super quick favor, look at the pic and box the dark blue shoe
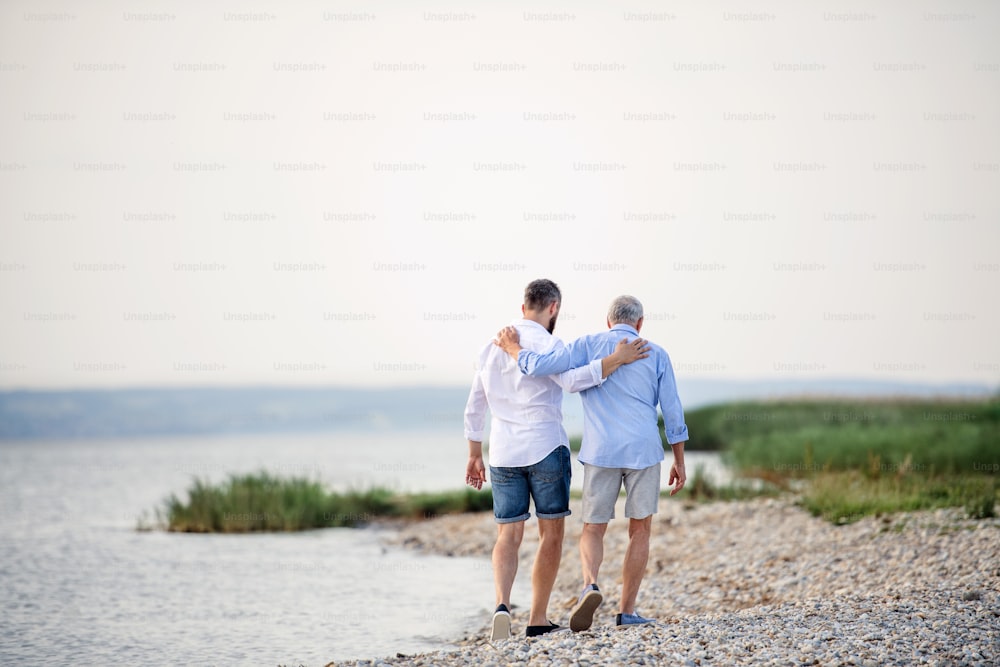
[616,611,654,626]
[569,584,603,632]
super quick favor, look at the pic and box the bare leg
[579,522,608,586]
[493,521,525,607]
[528,517,564,626]
[620,516,652,615]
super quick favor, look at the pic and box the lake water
[0,431,724,665]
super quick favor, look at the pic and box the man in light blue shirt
[495,295,688,631]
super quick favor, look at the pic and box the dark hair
[524,279,561,311]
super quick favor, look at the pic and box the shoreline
[339,497,999,666]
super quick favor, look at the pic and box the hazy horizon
[2,379,995,442]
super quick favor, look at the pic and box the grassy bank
[706,399,999,475]
[156,472,492,533]
[687,398,999,522]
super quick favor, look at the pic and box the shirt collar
[609,323,639,336]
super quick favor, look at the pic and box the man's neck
[522,311,548,328]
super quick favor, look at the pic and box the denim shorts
[489,446,572,524]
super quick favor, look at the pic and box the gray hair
[608,295,643,325]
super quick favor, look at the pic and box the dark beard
[546,315,557,334]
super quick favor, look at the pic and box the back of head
[608,295,643,326]
[524,278,561,312]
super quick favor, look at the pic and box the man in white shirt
[464,279,648,640]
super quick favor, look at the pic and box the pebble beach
[336,498,999,666]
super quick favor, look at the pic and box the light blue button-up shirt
[516,323,688,469]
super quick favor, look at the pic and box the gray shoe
[569,584,603,632]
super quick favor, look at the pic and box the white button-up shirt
[464,319,605,468]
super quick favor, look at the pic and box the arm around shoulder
[600,336,650,378]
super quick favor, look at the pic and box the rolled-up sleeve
[550,358,605,394]
[658,353,689,444]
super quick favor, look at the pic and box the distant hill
[0,380,995,440]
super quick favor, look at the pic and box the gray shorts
[581,462,661,524]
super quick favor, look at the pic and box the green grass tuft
[157,472,493,533]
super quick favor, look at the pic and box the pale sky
[1,1,998,390]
